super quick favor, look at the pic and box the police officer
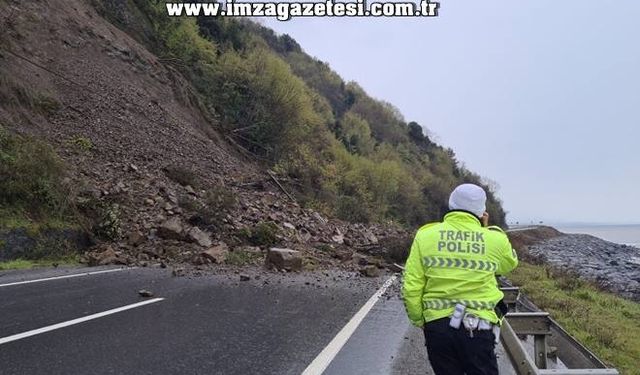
[402,183,518,375]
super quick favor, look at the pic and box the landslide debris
[0,0,428,274]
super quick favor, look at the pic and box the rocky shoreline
[524,231,640,302]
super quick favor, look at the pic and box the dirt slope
[0,0,408,271]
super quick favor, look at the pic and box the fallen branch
[267,171,296,202]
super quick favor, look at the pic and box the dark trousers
[424,318,498,375]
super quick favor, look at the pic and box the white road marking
[0,268,134,288]
[0,298,165,345]
[301,276,398,375]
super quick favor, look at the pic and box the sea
[553,224,640,249]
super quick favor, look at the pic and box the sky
[261,1,640,225]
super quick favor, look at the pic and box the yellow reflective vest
[402,211,518,327]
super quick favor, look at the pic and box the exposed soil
[0,0,410,274]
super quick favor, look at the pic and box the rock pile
[527,234,640,301]
[78,173,411,277]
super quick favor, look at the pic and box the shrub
[225,249,262,266]
[34,95,61,115]
[337,112,374,155]
[24,237,77,261]
[211,49,325,159]
[122,1,509,228]
[205,186,236,215]
[239,222,280,247]
[555,272,585,292]
[93,203,122,241]
[336,196,372,223]
[68,136,94,152]
[0,76,60,115]
[0,127,73,219]
[183,186,236,227]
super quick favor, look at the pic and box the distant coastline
[508,226,640,302]
[553,223,640,248]
[510,223,640,248]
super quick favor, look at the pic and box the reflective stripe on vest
[423,256,498,272]
[423,299,497,311]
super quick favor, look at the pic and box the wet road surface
[0,266,406,374]
[0,266,516,374]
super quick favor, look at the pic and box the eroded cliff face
[0,0,410,271]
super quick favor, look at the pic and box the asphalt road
[0,266,426,374]
[0,266,518,374]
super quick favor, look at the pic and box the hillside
[0,0,505,267]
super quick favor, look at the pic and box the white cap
[448,184,487,218]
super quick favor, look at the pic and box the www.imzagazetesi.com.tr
[166,0,440,20]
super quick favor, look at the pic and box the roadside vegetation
[0,256,80,271]
[95,0,508,227]
[0,126,76,230]
[509,262,640,374]
[0,76,61,116]
[0,126,88,265]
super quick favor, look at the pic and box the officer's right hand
[481,212,490,227]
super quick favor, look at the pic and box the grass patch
[225,250,263,266]
[0,76,60,115]
[67,136,94,152]
[0,127,75,221]
[237,221,280,247]
[0,127,91,261]
[0,256,80,270]
[508,262,640,374]
[0,208,77,234]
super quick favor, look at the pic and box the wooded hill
[96,1,506,226]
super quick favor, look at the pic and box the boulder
[167,194,179,205]
[138,289,154,298]
[352,253,369,266]
[86,245,119,266]
[388,263,405,273]
[361,265,381,278]
[334,251,353,262]
[266,248,303,272]
[297,229,312,243]
[363,230,379,245]
[187,227,213,247]
[172,267,185,277]
[127,230,145,247]
[312,212,327,225]
[201,243,229,264]
[331,228,345,244]
[157,217,184,240]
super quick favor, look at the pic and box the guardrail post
[505,312,552,372]
[501,287,520,312]
[534,334,548,369]
[500,319,538,375]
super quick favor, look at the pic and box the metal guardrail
[498,288,619,375]
[501,286,520,311]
